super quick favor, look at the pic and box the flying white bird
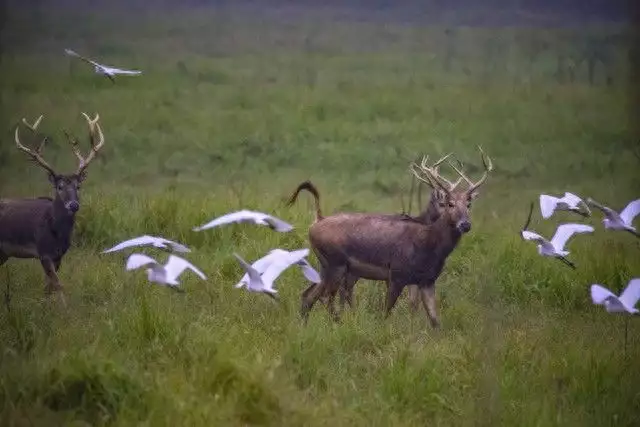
[586,198,640,238]
[193,210,293,233]
[234,248,320,289]
[521,218,594,268]
[591,278,640,314]
[539,192,591,219]
[233,249,313,300]
[102,235,191,254]
[65,48,142,83]
[125,253,206,291]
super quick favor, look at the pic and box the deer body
[0,113,105,294]
[291,147,492,327]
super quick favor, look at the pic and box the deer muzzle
[65,200,80,213]
[456,219,471,233]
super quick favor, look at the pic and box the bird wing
[550,223,594,251]
[297,259,321,283]
[259,254,302,290]
[103,66,142,75]
[586,198,618,218]
[262,215,294,232]
[65,48,102,68]
[521,230,548,245]
[164,255,207,282]
[539,195,559,219]
[125,253,158,271]
[618,278,640,309]
[234,251,281,288]
[102,235,157,253]
[193,210,261,231]
[233,253,264,289]
[619,199,640,225]
[562,192,583,208]
[163,238,191,253]
[590,284,616,305]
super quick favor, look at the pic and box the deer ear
[468,191,480,200]
[47,172,57,185]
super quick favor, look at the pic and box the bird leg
[557,256,576,270]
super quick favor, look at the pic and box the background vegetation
[1,2,639,426]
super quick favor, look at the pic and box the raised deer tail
[286,180,323,222]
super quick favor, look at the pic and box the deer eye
[57,182,64,190]
[448,202,455,208]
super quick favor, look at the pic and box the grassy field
[1,3,639,426]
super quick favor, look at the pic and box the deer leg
[340,273,359,311]
[384,281,404,318]
[40,257,63,294]
[419,285,440,329]
[407,284,421,312]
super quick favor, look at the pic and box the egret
[65,49,142,83]
[233,249,313,300]
[521,220,594,269]
[539,192,590,219]
[234,248,320,289]
[586,197,640,238]
[591,278,640,314]
[102,235,191,254]
[193,209,293,233]
[125,253,206,291]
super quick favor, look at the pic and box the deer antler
[73,112,105,176]
[447,146,493,194]
[15,115,57,176]
[410,153,458,194]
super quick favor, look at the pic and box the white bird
[234,248,320,289]
[521,223,594,269]
[193,209,293,233]
[539,192,590,219]
[586,197,640,238]
[591,278,640,314]
[125,253,206,291]
[102,235,190,254]
[65,48,142,83]
[233,249,313,300]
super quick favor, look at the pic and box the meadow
[1,3,639,426]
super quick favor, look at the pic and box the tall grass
[1,3,639,426]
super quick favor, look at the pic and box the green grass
[1,3,639,426]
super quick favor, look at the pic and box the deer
[290,153,469,313]
[0,112,105,299]
[287,147,492,327]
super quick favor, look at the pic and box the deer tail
[286,180,323,222]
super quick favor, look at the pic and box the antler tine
[412,156,451,194]
[76,112,105,175]
[64,130,86,163]
[14,117,56,176]
[21,115,43,132]
[468,145,493,193]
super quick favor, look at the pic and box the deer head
[15,112,105,214]
[411,146,492,234]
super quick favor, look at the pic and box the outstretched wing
[521,230,547,245]
[620,199,640,225]
[103,66,142,75]
[125,253,158,271]
[164,255,207,282]
[234,251,281,288]
[163,238,191,253]
[102,235,157,253]
[590,284,616,305]
[562,192,583,208]
[193,210,262,231]
[550,223,594,251]
[233,253,264,289]
[586,198,618,218]
[539,195,559,219]
[619,278,640,309]
[259,254,302,290]
[65,48,101,68]
[262,215,294,232]
[297,259,321,283]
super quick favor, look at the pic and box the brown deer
[0,112,105,297]
[290,154,467,313]
[288,147,492,327]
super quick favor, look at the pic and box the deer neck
[428,215,463,257]
[50,195,77,239]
